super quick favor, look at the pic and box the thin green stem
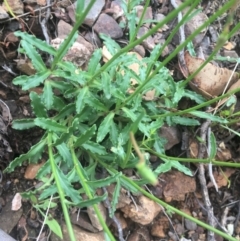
[145,147,240,168]
[129,0,151,43]
[47,133,76,241]
[70,146,116,241]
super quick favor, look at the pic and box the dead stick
[198,119,216,241]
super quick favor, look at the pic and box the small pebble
[185,219,197,231]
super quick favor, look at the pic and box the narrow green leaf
[39,185,58,200]
[75,125,96,146]
[109,121,118,146]
[41,82,53,110]
[54,103,75,121]
[56,165,81,203]
[97,112,115,142]
[86,173,121,189]
[110,179,121,218]
[171,116,200,126]
[52,134,73,165]
[183,90,206,104]
[34,118,67,132]
[130,111,145,133]
[20,40,46,72]
[14,31,56,55]
[30,92,47,118]
[12,119,35,130]
[171,161,192,176]
[209,132,217,160]
[75,193,107,208]
[154,162,172,175]
[76,87,88,113]
[101,72,111,99]
[4,138,47,172]
[13,70,51,90]
[190,111,228,123]
[45,217,63,239]
[122,107,136,121]
[119,176,139,194]
[48,80,72,92]
[82,141,107,155]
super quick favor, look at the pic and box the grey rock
[0,6,9,20]
[0,200,23,234]
[93,13,123,39]
[158,124,181,150]
[57,20,94,52]
[0,229,16,241]
[185,219,197,231]
[222,50,239,59]
[67,0,105,26]
[133,45,146,57]
[85,31,102,47]
[137,26,155,50]
[87,203,106,231]
[135,6,153,27]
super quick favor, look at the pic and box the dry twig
[198,120,217,241]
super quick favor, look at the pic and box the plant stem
[47,133,76,241]
[70,146,116,241]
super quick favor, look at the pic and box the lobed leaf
[85,94,108,112]
[74,125,96,146]
[42,81,54,110]
[82,141,107,155]
[97,112,115,142]
[101,72,111,99]
[56,165,81,203]
[20,40,47,72]
[4,138,47,172]
[30,92,47,118]
[76,87,88,113]
[13,70,51,90]
[34,118,68,132]
[87,49,102,74]
[14,31,57,55]
[12,119,36,130]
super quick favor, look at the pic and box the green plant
[4,0,240,241]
